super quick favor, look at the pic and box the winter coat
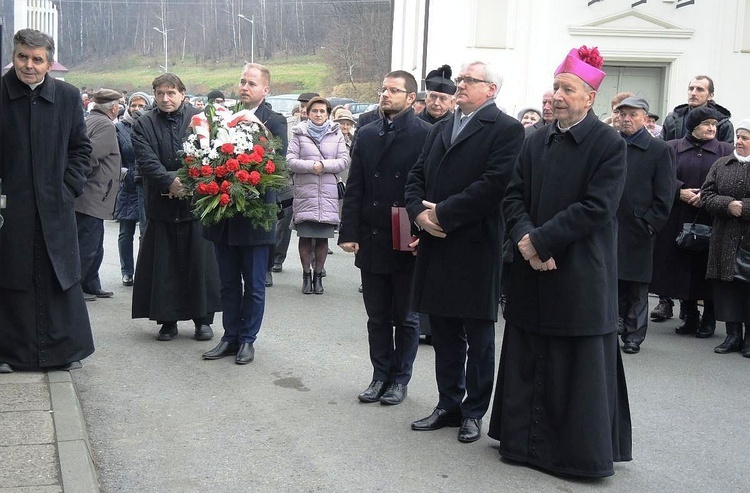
[132,103,201,223]
[616,129,676,283]
[339,109,432,273]
[203,101,288,245]
[650,136,734,299]
[287,121,350,225]
[503,110,627,336]
[0,70,92,291]
[114,116,143,221]
[405,102,525,321]
[660,101,734,143]
[75,109,121,220]
[701,154,750,281]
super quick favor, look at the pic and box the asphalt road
[74,220,750,492]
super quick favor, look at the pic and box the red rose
[221,180,231,194]
[236,170,251,183]
[249,170,261,186]
[200,165,213,177]
[226,159,240,172]
[265,161,276,174]
[253,144,265,158]
[220,143,235,154]
[185,155,196,164]
[215,165,228,178]
[237,153,252,165]
[207,181,220,195]
[197,183,209,195]
[219,193,231,206]
[188,167,201,178]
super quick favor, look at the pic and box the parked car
[327,97,355,108]
[266,94,302,117]
[344,102,374,122]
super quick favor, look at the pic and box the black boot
[302,272,313,294]
[651,297,674,321]
[675,301,699,334]
[742,324,750,358]
[696,300,716,338]
[714,322,743,354]
[313,271,324,295]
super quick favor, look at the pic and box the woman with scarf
[701,119,750,356]
[287,97,350,294]
[650,107,734,337]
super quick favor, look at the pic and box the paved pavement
[3,220,750,492]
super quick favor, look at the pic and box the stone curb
[47,370,99,493]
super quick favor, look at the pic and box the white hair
[461,61,504,99]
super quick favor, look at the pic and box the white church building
[392,0,750,124]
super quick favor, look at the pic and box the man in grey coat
[76,89,122,300]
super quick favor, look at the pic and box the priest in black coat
[417,64,456,125]
[613,97,675,354]
[405,61,524,443]
[489,47,632,477]
[0,29,94,372]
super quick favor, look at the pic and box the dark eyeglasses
[454,76,492,85]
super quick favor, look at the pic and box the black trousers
[618,280,649,345]
[361,269,419,385]
[429,315,495,419]
[76,212,104,293]
[270,207,293,269]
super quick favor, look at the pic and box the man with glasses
[405,61,524,443]
[417,64,457,125]
[339,70,432,406]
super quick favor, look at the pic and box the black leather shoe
[696,314,716,338]
[156,322,178,341]
[202,341,239,360]
[313,272,324,294]
[122,274,134,286]
[271,262,283,273]
[86,288,114,298]
[83,293,97,302]
[358,380,387,403]
[235,343,255,364]
[55,361,83,371]
[302,272,313,294]
[411,408,462,431]
[194,324,214,341]
[458,417,482,443]
[0,363,13,373]
[265,272,273,287]
[380,383,407,405]
[622,341,640,354]
[650,298,673,321]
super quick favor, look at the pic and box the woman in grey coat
[702,119,750,356]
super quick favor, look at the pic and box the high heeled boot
[742,324,750,358]
[675,300,699,334]
[302,272,313,294]
[714,322,743,354]
[696,300,716,338]
[312,271,324,294]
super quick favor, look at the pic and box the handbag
[336,176,346,199]
[733,245,750,283]
[675,211,711,251]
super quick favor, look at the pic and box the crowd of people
[3,27,750,481]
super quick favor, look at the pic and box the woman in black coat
[701,120,750,356]
[650,107,734,336]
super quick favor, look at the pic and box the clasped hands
[680,188,702,207]
[415,200,446,238]
[518,234,557,272]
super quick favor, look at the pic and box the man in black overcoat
[201,63,288,365]
[0,29,94,372]
[614,97,675,354]
[405,61,524,443]
[417,65,456,125]
[488,46,632,478]
[131,73,221,342]
[339,70,432,405]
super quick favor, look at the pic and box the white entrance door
[596,65,666,122]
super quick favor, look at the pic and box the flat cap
[298,92,320,103]
[615,96,649,112]
[92,88,122,104]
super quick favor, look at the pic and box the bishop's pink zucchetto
[554,45,606,91]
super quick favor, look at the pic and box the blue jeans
[214,244,270,344]
[118,220,142,276]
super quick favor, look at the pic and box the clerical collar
[556,114,587,133]
[26,76,46,91]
